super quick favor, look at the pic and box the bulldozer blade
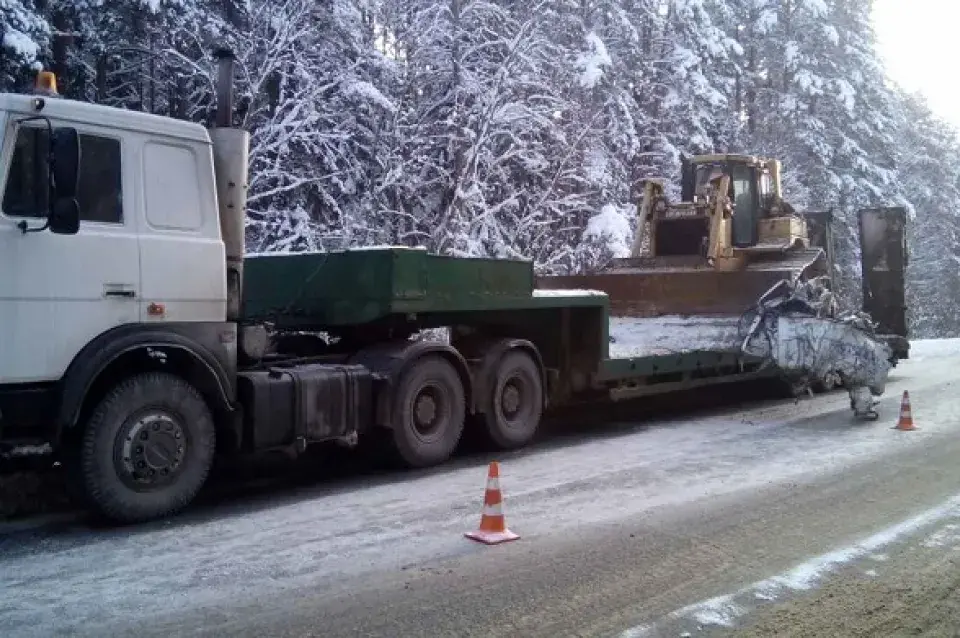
[538,248,828,318]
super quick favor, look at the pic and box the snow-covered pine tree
[893,90,960,337]
[0,0,49,90]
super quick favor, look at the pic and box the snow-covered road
[2,340,960,637]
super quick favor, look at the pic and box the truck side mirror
[48,127,81,235]
[49,197,80,235]
[50,127,80,200]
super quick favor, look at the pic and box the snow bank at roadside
[908,338,960,361]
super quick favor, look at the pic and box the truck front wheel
[77,372,216,523]
[482,349,544,449]
[391,355,466,468]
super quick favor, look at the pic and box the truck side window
[2,126,123,224]
[2,127,49,217]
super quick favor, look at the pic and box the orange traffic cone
[894,391,917,431]
[465,461,520,545]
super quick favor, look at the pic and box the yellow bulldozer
[540,153,832,317]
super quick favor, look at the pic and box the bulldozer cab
[687,155,780,247]
[640,154,808,265]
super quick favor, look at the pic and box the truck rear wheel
[482,350,544,449]
[391,355,466,468]
[77,372,216,523]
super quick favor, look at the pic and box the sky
[873,0,960,129]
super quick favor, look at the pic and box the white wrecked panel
[735,278,895,418]
[764,316,893,393]
[609,316,744,358]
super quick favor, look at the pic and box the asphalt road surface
[3,340,960,637]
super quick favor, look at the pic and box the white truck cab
[0,65,249,522]
[0,82,228,386]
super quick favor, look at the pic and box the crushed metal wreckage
[740,277,894,420]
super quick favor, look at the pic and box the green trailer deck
[242,247,608,325]
[242,247,769,396]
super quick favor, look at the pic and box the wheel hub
[119,413,186,487]
[414,393,438,431]
[501,383,521,416]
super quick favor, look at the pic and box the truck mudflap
[740,279,894,420]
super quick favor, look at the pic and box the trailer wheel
[391,355,466,467]
[483,350,544,450]
[779,375,812,399]
[77,372,215,523]
[813,371,841,393]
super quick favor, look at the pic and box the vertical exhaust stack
[767,159,783,199]
[209,47,250,322]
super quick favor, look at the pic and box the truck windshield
[2,125,50,217]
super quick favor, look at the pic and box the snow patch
[922,523,960,549]
[608,316,743,358]
[412,327,450,343]
[343,79,396,112]
[1,444,52,459]
[577,32,612,89]
[584,204,632,258]
[624,493,960,636]
[908,338,960,362]
[584,147,611,185]
[2,29,41,60]
[349,245,429,252]
[245,245,428,258]
[532,289,606,298]
[687,596,744,628]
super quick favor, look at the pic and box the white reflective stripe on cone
[482,503,504,517]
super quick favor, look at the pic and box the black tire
[482,349,544,449]
[812,371,840,393]
[391,355,466,468]
[77,372,216,524]
[780,375,811,399]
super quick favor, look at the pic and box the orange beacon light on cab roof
[34,71,59,97]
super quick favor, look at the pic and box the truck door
[858,207,909,358]
[0,121,140,385]
[137,139,227,324]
